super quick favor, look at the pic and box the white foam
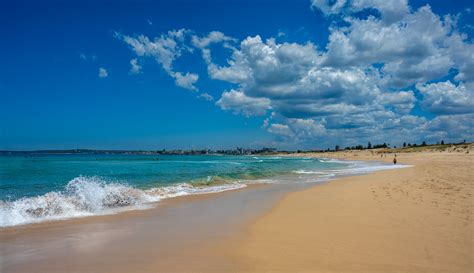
[0,161,411,228]
[318,158,357,164]
[331,163,412,175]
[292,163,412,181]
[0,176,246,227]
[161,160,242,165]
[292,170,325,174]
[261,156,282,160]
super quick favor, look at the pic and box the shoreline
[0,183,262,234]
[229,149,473,272]
[1,148,472,272]
[0,156,400,229]
[1,179,313,273]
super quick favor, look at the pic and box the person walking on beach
[393,156,397,165]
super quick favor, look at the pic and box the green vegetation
[286,140,472,154]
[390,142,472,153]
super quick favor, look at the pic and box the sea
[0,154,404,227]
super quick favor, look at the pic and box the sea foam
[0,159,410,228]
[0,176,245,227]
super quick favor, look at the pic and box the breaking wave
[293,170,325,174]
[0,159,411,228]
[0,176,246,227]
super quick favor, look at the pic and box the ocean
[0,154,401,227]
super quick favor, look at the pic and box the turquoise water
[0,154,400,227]
[0,154,343,200]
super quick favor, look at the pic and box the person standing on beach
[393,157,397,165]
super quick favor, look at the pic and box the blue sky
[1,0,473,150]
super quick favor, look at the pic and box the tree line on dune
[330,139,467,152]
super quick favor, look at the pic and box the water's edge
[0,157,410,228]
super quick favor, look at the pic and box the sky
[1,0,473,150]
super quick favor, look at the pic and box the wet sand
[1,183,309,273]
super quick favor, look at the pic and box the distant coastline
[0,147,278,156]
[1,141,471,156]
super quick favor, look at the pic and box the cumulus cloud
[311,0,347,15]
[172,72,199,91]
[191,31,235,49]
[351,0,409,23]
[422,114,474,142]
[378,91,416,114]
[208,34,416,132]
[315,3,474,90]
[197,93,214,101]
[311,0,409,23]
[280,119,327,141]
[216,90,271,117]
[118,29,200,91]
[118,0,473,147]
[416,81,474,115]
[207,1,472,146]
[129,58,142,74]
[119,29,188,72]
[268,123,294,138]
[98,67,108,78]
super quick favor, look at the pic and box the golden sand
[230,148,473,272]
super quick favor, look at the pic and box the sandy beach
[1,146,473,273]
[231,147,473,272]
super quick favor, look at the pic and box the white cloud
[172,72,199,91]
[423,114,474,142]
[118,0,474,148]
[450,36,474,83]
[315,4,474,90]
[351,0,409,23]
[197,93,214,101]
[191,32,242,81]
[209,36,405,122]
[312,0,409,23]
[120,29,187,73]
[216,90,271,117]
[311,0,347,15]
[98,67,108,78]
[191,31,235,49]
[119,29,200,91]
[267,123,294,138]
[289,118,326,138]
[416,81,474,115]
[203,18,472,146]
[378,91,416,114]
[208,35,321,92]
[129,58,142,74]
